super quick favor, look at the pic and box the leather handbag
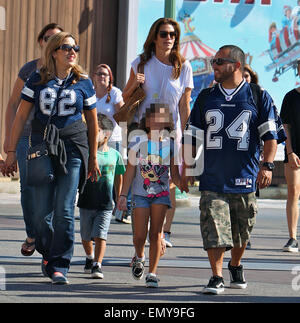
[26,141,55,186]
[114,64,145,126]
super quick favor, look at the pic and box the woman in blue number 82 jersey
[4,32,99,284]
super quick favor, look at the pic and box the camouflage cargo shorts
[199,191,257,251]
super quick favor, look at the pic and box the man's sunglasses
[210,58,237,66]
[159,31,177,39]
[55,44,80,53]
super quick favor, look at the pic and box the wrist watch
[262,162,275,171]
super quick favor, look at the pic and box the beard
[214,68,234,83]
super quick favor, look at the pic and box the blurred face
[94,67,110,89]
[212,48,237,83]
[154,23,176,52]
[244,70,251,83]
[53,36,78,70]
[146,106,172,132]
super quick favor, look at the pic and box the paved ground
[0,186,300,305]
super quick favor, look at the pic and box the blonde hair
[39,32,87,84]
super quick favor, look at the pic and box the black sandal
[21,239,35,256]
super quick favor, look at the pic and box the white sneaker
[146,273,159,288]
[163,232,173,248]
[283,238,299,252]
[202,276,225,295]
[131,257,145,280]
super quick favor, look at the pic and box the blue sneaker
[51,272,69,285]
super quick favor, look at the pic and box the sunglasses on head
[159,31,176,39]
[55,44,80,53]
[210,58,237,66]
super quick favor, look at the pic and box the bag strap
[249,83,263,118]
[137,63,144,89]
[29,74,71,146]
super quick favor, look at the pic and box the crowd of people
[0,17,298,295]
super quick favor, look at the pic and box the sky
[137,0,300,111]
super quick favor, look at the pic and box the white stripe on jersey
[22,86,34,98]
[84,94,97,106]
[258,120,277,137]
[218,79,246,101]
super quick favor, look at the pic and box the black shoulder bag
[26,81,66,186]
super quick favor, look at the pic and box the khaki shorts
[199,191,257,251]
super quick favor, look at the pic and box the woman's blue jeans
[16,136,36,239]
[34,148,82,277]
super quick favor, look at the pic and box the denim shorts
[79,208,113,241]
[132,194,172,209]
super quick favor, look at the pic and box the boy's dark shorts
[199,191,257,251]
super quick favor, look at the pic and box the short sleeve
[182,88,207,145]
[111,87,123,105]
[258,90,286,144]
[21,72,40,103]
[82,78,97,110]
[115,151,126,175]
[131,56,141,75]
[18,60,38,82]
[280,91,292,124]
[182,60,194,90]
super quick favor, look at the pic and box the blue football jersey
[21,71,96,128]
[189,80,285,193]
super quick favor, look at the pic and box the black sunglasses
[55,44,80,53]
[210,58,237,66]
[159,31,177,39]
[43,35,51,42]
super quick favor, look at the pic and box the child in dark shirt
[77,114,126,279]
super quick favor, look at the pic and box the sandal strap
[23,239,35,247]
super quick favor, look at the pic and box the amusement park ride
[180,15,216,102]
[265,11,300,82]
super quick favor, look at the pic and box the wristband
[120,194,127,198]
[7,151,16,153]
[287,151,294,156]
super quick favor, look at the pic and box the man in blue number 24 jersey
[181,45,286,295]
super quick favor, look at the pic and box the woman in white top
[93,64,124,152]
[123,18,194,248]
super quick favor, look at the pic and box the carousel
[180,16,216,105]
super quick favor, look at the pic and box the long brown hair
[138,18,185,80]
[39,32,87,84]
[93,64,114,103]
